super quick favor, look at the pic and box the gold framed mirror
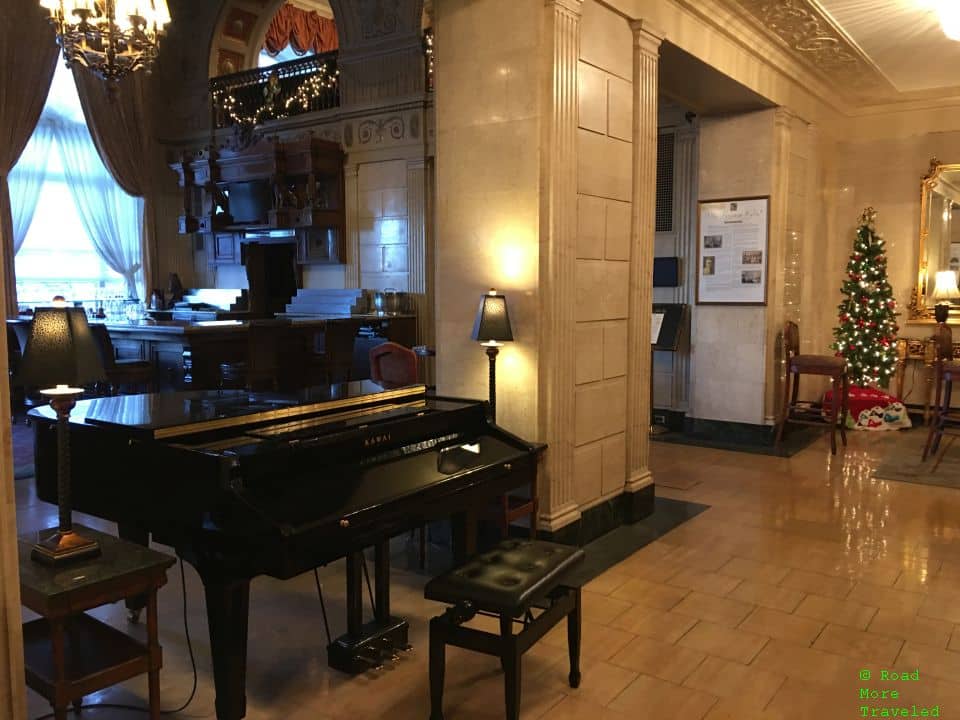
[911,158,960,321]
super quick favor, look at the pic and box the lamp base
[936,303,951,323]
[31,528,101,566]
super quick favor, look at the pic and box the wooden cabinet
[170,134,346,266]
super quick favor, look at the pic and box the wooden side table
[19,524,176,720]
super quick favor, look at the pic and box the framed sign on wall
[696,196,770,305]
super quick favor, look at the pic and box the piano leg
[203,577,250,720]
[118,523,149,623]
[374,541,390,622]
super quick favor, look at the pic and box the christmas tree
[832,207,899,388]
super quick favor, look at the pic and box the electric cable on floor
[32,559,198,719]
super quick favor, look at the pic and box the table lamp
[932,270,960,323]
[471,289,513,422]
[19,305,106,565]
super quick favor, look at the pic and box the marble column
[537,0,582,533]
[672,126,697,410]
[764,108,793,423]
[0,230,25,720]
[406,158,434,356]
[624,21,663,500]
[344,164,360,288]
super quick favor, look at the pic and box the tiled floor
[17,428,960,719]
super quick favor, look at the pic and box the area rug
[873,428,960,488]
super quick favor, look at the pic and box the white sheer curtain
[7,119,55,255]
[53,117,144,299]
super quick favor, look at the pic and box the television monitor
[653,256,680,287]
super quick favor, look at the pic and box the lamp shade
[471,289,513,343]
[18,307,106,389]
[933,270,960,302]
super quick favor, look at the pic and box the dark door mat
[651,425,823,457]
[873,428,960,487]
[562,496,709,587]
[391,496,709,584]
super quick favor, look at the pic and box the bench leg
[568,588,581,688]
[501,615,521,720]
[429,618,445,720]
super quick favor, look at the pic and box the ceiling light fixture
[39,0,171,83]
[933,1,960,41]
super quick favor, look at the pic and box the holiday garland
[831,207,899,388]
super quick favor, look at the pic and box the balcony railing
[210,51,340,130]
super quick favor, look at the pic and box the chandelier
[39,0,171,83]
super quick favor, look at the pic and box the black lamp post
[19,305,106,565]
[471,289,513,423]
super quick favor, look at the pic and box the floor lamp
[19,305,106,565]
[471,289,513,423]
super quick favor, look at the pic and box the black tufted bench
[424,539,584,720]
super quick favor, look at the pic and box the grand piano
[30,382,544,720]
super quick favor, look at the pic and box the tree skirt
[823,386,912,431]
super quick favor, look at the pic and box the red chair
[369,342,418,388]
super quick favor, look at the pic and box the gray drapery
[72,68,156,300]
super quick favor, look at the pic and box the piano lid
[45,381,426,440]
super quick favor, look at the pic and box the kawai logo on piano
[363,432,392,448]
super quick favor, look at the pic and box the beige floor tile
[718,557,790,585]
[583,570,631,596]
[684,655,785,710]
[608,673,717,719]
[538,696,632,720]
[677,620,768,664]
[661,545,734,572]
[728,580,804,613]
[794,593,878,630]
[609,577,690,609]
[703,698,779,720]
[779,568,854,600]
[666,567,742,596]
[751,640,864,685]
[847,581,925,614]
[811,623,904,665]
[538,659,637,707]
[919,591,960,624]
[610,607,697,643]
[608,635,707,683]
[581,591,633,626]
[868,608,952,648]
[672,591,755,628]
[764,677,862,720]
[898,641,960,682]
[738,606,825,646]
[542,620,635,662]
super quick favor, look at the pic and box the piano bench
[424,539,584,720]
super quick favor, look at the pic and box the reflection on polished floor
[18,429,960,719]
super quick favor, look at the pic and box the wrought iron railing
[210,51,340,130]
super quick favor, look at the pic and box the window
[258,45,315,67]
[11,57,141,309]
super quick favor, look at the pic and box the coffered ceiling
[729,0,960,104]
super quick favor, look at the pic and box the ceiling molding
[729,0,896,97]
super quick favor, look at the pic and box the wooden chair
[774,321,849,455]
[369,341,418,389]
[89,325,154,394]
[922,324,960,464]
[311,319,362,385]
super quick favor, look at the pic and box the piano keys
[30,382,543,720]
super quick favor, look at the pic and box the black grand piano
[31,382,543,720]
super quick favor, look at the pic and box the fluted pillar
[344,164,360,288]
[624,21,663,496]
[406,158,435,364]
[672,126,697,410]
[537,0,582,532]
